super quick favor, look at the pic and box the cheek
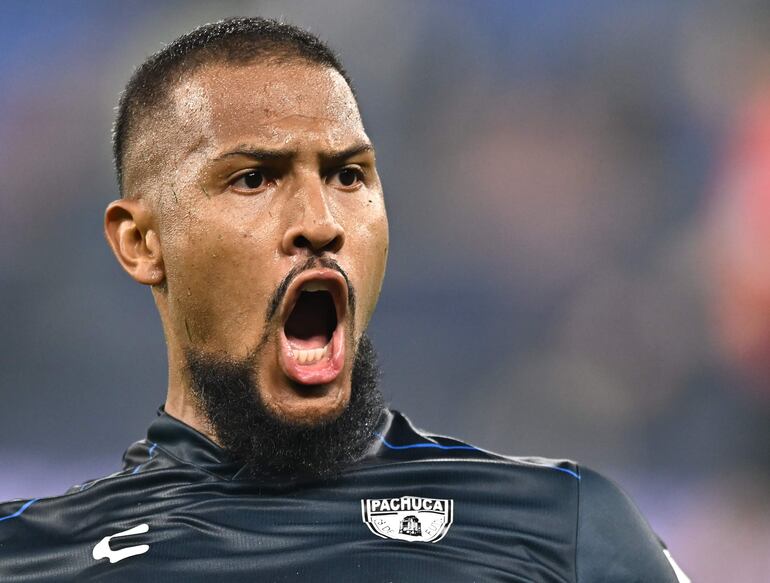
[346,208,389,328]
[161,210,279,353]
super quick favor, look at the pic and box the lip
[278,269,348,385]
[278,269,348,328]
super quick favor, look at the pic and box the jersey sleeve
[575,466,690,583]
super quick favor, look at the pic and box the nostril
[326,234,343,253]
[287,225,344,254]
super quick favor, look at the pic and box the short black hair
[113,17,352,196]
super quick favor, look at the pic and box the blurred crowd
[2,2,769,580]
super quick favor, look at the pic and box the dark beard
[185,333,384,480]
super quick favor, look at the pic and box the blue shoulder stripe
[551,466,580,480]
[131,441,158,475]
[0,498,39,523]
[375,432,478,451]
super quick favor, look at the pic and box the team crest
[361,496,454,543]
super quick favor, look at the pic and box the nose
[281,179,345,256]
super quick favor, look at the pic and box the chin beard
[185,333,384,480]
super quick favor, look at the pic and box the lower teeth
[295,344,329,365]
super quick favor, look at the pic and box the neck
[155,291,219,443]
[163,341,219,443]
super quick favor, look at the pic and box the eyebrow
[212,142,375,164]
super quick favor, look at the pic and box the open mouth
[285,283,337,362]
[278,270,347,385]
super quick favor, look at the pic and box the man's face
[148,60,388,426]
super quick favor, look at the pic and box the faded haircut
[113,17,352,196]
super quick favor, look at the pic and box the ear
[104,198,165,286]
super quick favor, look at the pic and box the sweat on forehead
[114,17,354,198]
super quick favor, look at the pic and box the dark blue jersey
[0,409,687,582]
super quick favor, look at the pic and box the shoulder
[374,411,580,480]
[0,438,207,546]
[0,440,220,582]
[378,413,688,582]
[575,466,687,582]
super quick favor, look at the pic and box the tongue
[284,292,334,350]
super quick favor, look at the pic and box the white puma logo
[92,523,150,564]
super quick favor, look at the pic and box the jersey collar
[144,406,398,480]
[145,407,243,478]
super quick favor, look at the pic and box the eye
[231,169,267,192]
[330,167,364,189]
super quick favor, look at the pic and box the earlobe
[104,199,165,286]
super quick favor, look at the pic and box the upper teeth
[301,281,328,292]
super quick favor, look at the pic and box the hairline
[119,54,355,200]
[114,18,355,198]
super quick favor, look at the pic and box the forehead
[171,60,366,152]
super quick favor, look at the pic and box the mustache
[265,257,356,324]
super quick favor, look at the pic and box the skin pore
[104,59,389,448]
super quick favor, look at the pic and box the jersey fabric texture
[0,409,683,582]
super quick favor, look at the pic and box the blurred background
[2,0,770,579]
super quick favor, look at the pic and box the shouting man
[0,18,688,582]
